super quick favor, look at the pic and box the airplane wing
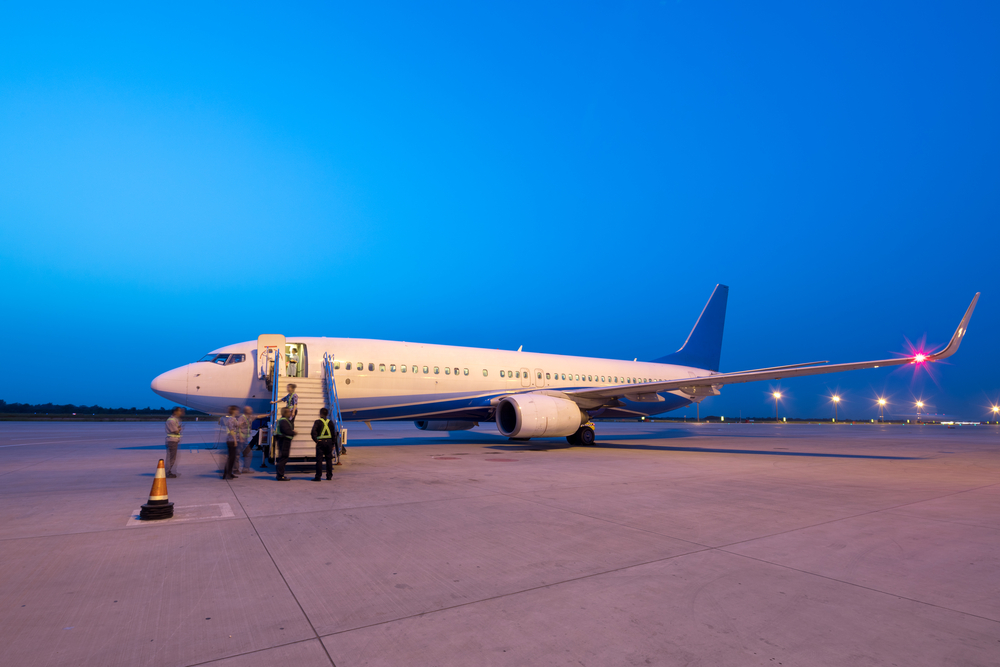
[564,293,979,403]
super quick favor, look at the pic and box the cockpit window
[198,354,230,364]
[226,354,245,365]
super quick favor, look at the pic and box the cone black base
[139,501,174,520]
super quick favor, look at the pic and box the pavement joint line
[714,479,1000,551]
[717,548,1000,626]
[318,545,716,639]
[224,477,338,667]
[182,636,321,667]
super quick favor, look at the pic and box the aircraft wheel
[566,431,581,445]
[579,425,596,446]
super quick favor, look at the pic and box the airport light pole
[832,394,840,422]
[878,397,887,423]
[991,404,999,424]
[916,400,924,424]
[773,391,781,422]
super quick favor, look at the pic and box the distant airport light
[916,401,924,408]
[773,392,781,399]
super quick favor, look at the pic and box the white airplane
[150,286,979,445]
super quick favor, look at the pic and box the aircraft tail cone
[139,459,174,520]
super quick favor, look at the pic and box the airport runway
[2,420,999,666]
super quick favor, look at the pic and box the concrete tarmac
[2,420,999,666]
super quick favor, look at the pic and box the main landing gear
[567,422,596,446]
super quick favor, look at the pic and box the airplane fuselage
[151,337,700,421]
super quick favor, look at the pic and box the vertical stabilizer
[653,285,728,372]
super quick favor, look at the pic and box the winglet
[929,293,979,361]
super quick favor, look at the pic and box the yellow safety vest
[319,419,332,440]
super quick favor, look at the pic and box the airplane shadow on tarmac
[118,434,917,461]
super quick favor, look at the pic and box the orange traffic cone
[139,459,174,520]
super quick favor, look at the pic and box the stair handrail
[268,353,280,458]
[322,352,344,436]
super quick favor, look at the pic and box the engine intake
[414,420,477,431]
[496,393,586,438]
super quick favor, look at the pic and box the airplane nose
[151,367,188,401]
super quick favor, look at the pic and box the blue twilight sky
[1,1,998,419]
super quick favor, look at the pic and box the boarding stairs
[272,375,326,458]
[268,354,346,459]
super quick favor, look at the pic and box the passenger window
[508,370,513,378]
[613,376,617,382]
[379,364,386,372]
[333,361,340,369]
[545,373,550,379]
[356,362,362,371]
[445,367,451,375]
[562,374,566,380]
[401,365,407,373]
[515,371,520,378]
[482,369,488,376]
[346,362,352,371]
[434,366,440,374]
[536,371,541,379]
[390,364,396,372]
[413,365,418,373]
[587,375,592,382]
[455,367,460,375]
[463,368,469,376]
[423,366,429,374]
[368,363,374,371]
[500,370,505,378]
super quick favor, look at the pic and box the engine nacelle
[414,420,478,431]
[496,393,587,438]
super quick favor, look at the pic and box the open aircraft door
[257,334,286,388]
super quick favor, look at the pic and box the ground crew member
[164,406,185,478]
[237,406,255,473]
[272,383,298,426]
[311,408,337,481]
[274,407,296,481]
[219,405,240,480]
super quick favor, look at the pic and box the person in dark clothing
[219,405,240,480]
[273,407,296,481]
[311,408,337,481]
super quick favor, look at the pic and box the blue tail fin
[653,285,728,372]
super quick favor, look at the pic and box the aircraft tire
[579,425,596,446]
[566,431,581,445]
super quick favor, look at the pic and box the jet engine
[495,393,587,438]
[414,420,478,431]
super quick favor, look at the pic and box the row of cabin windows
[330,360,659,384]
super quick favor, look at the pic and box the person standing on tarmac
[273,407,296,481]
[165,406,185,478]
[219,405,240,480]
[311,408,337,481]
[272,384,298,426]
[237,406,255,473]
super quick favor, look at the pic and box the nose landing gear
[567,422,596,446]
